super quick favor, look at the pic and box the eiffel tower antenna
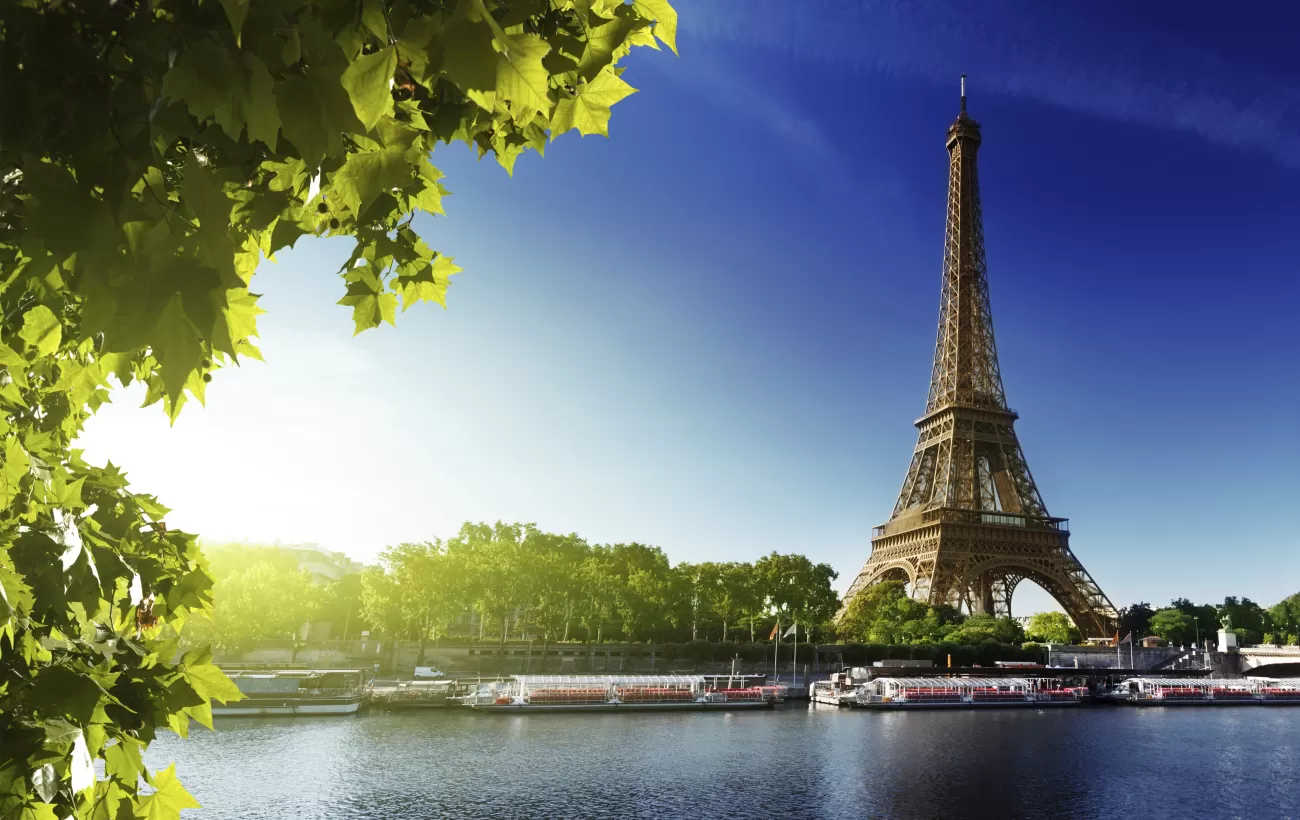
[839,90,1118,637]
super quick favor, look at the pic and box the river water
[147,705,1300,819]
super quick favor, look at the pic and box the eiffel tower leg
[990,573,1022,619]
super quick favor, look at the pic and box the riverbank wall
[213,639,1044,676]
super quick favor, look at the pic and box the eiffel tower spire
[840,83,1118,637]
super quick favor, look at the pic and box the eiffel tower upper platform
[840,78,1118,638]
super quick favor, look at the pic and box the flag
[768,622,779,640]
[783,623,797,639]
[1119,632,1133,645]
[1111,631,1120,647]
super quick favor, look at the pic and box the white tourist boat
[1105,677,1300,705]
[214,669,367,717]
[462,674,777,712]
[811,667,871,706]
[853,676,1083,709]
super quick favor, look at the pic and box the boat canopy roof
[873,677,1054,689]
[1119,677,1269,688]
[514,675,704,686]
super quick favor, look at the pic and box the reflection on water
[147,706,1300,819]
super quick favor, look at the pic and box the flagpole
[773,619,780,681]
[792,621,798,690]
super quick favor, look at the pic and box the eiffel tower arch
[840,79,1118,638]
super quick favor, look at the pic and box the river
[147,705,1300,819]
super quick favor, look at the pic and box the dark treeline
[1118,594,1300,647]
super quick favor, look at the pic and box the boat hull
[470,700,773,713]
[861,700,1080,710]
[213,697,363,717]
[1117,698,1300,707]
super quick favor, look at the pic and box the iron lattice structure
[841,85,1119,638]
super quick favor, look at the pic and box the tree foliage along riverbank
[1117,596,1298,647]
[355,523,842,657]
[192,534,1300,662]
[0,1,678,817]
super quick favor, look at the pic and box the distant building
[271,543,365,583]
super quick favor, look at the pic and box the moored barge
[853,676,1082,709]
[463,675,777,712]
[214,669,366,717]
[1106,678,1300,706]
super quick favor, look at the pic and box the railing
[874,509,1069,538]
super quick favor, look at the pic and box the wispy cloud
[644,46,843,174]
[683,0,1300,169]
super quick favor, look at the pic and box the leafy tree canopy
[0,0,676,816]
[1148,608,1193,645]
[1024,611,1078,645]
[942,614,1025,646]
[837,581,959,645]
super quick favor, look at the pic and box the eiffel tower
[841,78,1118,637]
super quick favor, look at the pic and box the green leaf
[180,648,244,704]
[441,18,498,111]
[552,68,637,138]
[396,254,460,310]
[409,159,447,214]
[1,437,30,508]
[634,0,679,54]
[41,718,81,747]
[361,0,389,41]
[242,54,281,148]
[341,46,397,131]
[495,34,552,122]
[104,740,144,785]
[337,285,398,335]
[152,296,204,418]
[163,41,279,145]
[217,0,250,45]
[17,802,59,820]
[162,41,242,140]
[26,667,103,725]
[577,16,640,80]
[19,306,61,357]
[329,145,410,216]
[275,79,328,168]
[136,765,200,820]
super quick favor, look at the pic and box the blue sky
[79,0,1300,615]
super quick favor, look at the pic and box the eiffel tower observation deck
[841,78,1119,638]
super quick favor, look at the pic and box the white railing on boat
[462,674,778,706]
[1111,677,1300,702]
[855,676,1081,706]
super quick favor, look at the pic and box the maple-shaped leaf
[496,34,552,123]
[342,46,397,131]
[552,68,637,138]
[137,765,200,820]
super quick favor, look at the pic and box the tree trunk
[540,636,548,673]
[499,616,508,675]
[563,600,571,642]
[723,620,728,643]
